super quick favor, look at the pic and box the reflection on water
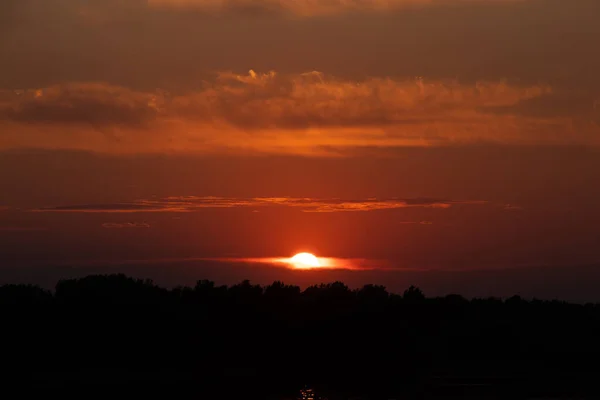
[299,387,315,400]
[297,386,327,400]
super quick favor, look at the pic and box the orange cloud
[1,71,597,155]
[33,196,485,213]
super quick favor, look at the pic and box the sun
[290,252,321,269]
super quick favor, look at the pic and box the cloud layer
[1,72,551,129]
[101,222,151,229]
[2,71,597,154]
[2,84,158,127]
[147,0,519,16]
[34,196,487,213]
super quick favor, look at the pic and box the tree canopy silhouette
[2,273,600,397]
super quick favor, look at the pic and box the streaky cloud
[101,222,151,229]
[147,0,523,16]
[32,196,488,213]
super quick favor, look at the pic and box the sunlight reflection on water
[296,386,327,400]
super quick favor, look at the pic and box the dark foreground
[2,274,600,398]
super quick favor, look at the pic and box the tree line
[2,274,600,397]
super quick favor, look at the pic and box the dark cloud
[0,84,161,127]
[36,203,171,213]
[148,0,493,16]
[33,196,487,213]
[101,222,151,229]
[482,92,600,120]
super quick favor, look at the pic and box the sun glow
[290,252,321,269]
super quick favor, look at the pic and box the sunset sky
[1,0,600,300]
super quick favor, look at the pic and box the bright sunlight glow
[290,252,321,269]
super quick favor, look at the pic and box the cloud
[0,83,162,127]
[3,71,593,155]
[37,203,169,213]
[482,92,600,121]
[101,222,151,229]
[147,0,520,16]
[33,196,486,213]
[1,73,549,130]
[172,71,551,130]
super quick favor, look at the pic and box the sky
[1,0,600,300]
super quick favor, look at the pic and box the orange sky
[1,0,600,298]
[1,1,599,154]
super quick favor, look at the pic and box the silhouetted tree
[264,281,300,302]
[356,284,389,306]
[0,284,51,305]
[228,279,263,306]
[2,273,600,398]
[403,285,425,303]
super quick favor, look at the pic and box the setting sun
[290,253,321,269]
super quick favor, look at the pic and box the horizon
[3,270,595,303]
[4,260,600,303]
